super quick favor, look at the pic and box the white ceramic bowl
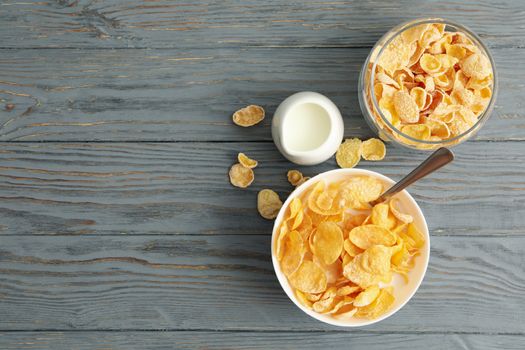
[271,168,430,327]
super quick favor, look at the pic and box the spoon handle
[371,147,454,206]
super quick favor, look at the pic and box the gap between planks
[0,139,519,144]
[0,233,524,238]
[0,329,524,336]
[0,45,374,50]
[0,44,522,50]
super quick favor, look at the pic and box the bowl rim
[271,168,430,327]
[362,17,498,146]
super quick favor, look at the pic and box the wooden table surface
[0,1,524,349]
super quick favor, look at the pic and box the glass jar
[358,18,497,150]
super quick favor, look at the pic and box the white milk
[271,91,344,165]
[282,103,331,152]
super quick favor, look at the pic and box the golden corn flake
[316,191,336,212]
[307,182,342,216]
[344,238,364,257]
[360,138,386,161]
[424,118,451,139]
[354,288,395,319]
[329,297,355,315]
[257,189,283,220]
[377,35,412,75]
[304,292,322,302]
[275,225,288,261]
[232,105,265,127]
[401,124,431,141]
[287,170,305,187]
[410,87,428,110]
[229,163,254,188]
[337,285,360,296]
[343,250,386,288]
[321,286,338,300]
[360,245,393,275]
[340,176,384,209]
[344,213,369,232]
[237,152,258,169]
[391,239,411,268]
[295,290,313,308]
[460,53,491,80]
[394,90,420,123]
[289,260,327,294]
[366,22,493,148]
[291,209,304,230]
[281,230,305,276]
[407,222,425,249]
[420,53,442,74]
[376,72,400,88]
[276,175,426,320]
[288,197,302,220]
[332,302,358,317]
[389,198,413,223]
[312,295,336,313]
[447,44,468,60]
[311,222,344,265]
[296,213,313,241]
[371,203,397,230]
[341,253,352,267]
[349,225,396,250]
[336,138,362,168]
[353,285,380,307]
[401,23,429,44]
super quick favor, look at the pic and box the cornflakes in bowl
[271,168,429,327]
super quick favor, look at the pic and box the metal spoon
[370,147,454,206]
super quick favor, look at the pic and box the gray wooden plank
[0,47,520,142]
[0,0,523,49]
[0,141,523,236]
[0,234,524,332]
[0,331,523,350]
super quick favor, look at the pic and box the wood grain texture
[0,332,523,350]
[0,0,524,346]
[0,47,521,141]
[0,141,523,236]
[0,234,524,332]
[0,0,523,49]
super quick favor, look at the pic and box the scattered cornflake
[229,163,254,188]
[360,138,386,161]
[257,189,283,220]
[232,105,265,127]
[336,138,362,168]
[238,153,258,169]
[287,170,309,187]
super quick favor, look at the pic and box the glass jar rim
[367,17,498,145]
